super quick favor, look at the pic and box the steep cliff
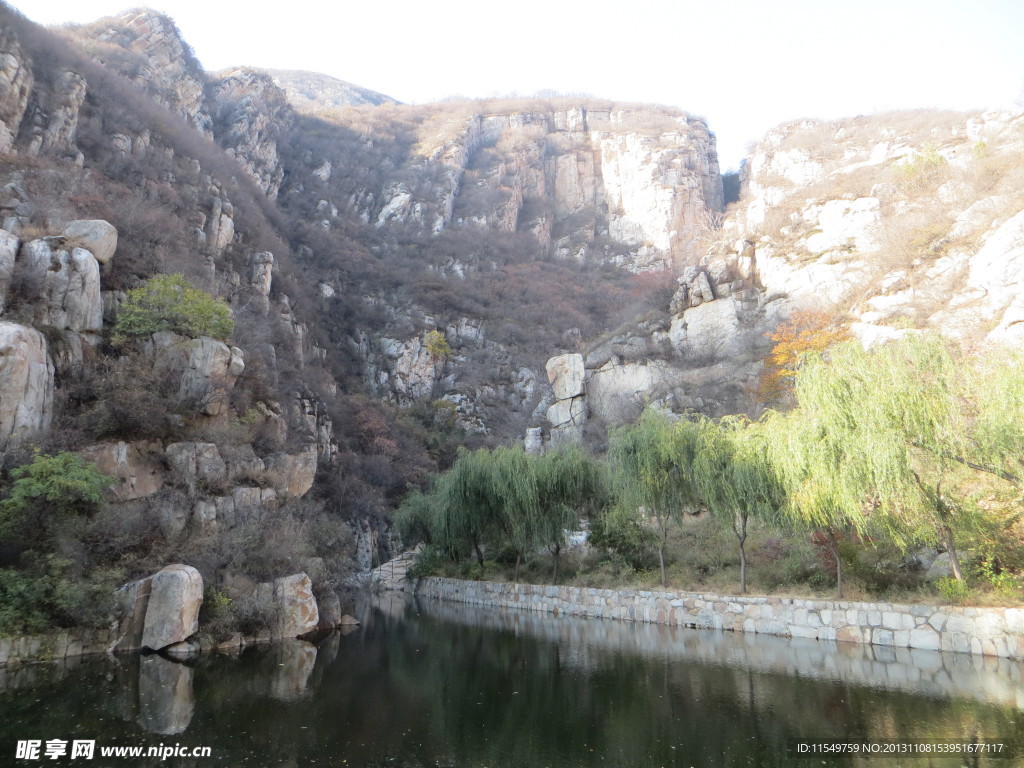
[537,107,1024,446]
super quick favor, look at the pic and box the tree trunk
[939,523,964,581]
[658,544,667,588]
[552,543,561,585]
[474,542,485,568]
[738,537,748,595]
[514,553,522,583]
[736,514,748,594]
[829,529,843,599]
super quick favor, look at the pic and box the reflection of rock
[268,639,317,701]
[138,655,194,735]
[141,564,203,651]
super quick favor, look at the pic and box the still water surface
[1,594,1022,767]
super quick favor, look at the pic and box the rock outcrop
[254,573,319,639]
[139,564,204,652]
[149,333,245,417]
[0,24,31,153]
[80,440,165,501]
[0,321,54,447]
[18,238,103,335]
[210,68,292,198]
[70,10,212,134]
[62,219,117,265]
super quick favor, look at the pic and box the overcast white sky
[12,0,1024,169]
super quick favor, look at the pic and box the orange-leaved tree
[753,310,850,409]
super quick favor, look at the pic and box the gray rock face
[112,575,153,652]
[165,441,227,496]
[150,333,244,416]
[0,321,54,447]
[24,69,87,158]
[0,26,32,153]
[546,353,585,399]
[79,440,165,501]
[141,564,203,651]
[17,239,103,334]
[76,10,212,134]
[0,227,17,313]
[254,573,319,639]
[265,446,318,499]
[210,69,292,198]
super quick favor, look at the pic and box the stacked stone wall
[415,578,1024,661]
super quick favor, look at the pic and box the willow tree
[530,445,609,583]
[430,447,506,568]
[610,410,699,587]
[487,446,541,582]
[692,416,783,594]
[774,334,1024,586]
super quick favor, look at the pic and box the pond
[1,593,1021,767]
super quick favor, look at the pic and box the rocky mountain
[1,0,1022,609]
[541,108,1024,443]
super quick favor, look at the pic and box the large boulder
[112,575,153,652]
[265,446,318,498]
[141,564,203,651]
[0,321,54,447]
[255,573,319,639]
[62,219,118,265]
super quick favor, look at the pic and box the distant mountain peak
[261,69,397,112]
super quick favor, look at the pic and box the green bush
[0,452,113,549]
[936,576,972,604]
[0,567,50,635]
[114,274,234,341]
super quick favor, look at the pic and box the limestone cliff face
[0,24,32,154]
[359,105,725,272]
[726,109,1024,346]
[534,108,1024,446]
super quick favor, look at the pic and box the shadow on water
[0,594,1021,767]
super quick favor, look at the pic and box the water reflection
[138,655,194,734]
[0,596,1020,767]
[402,593,1024,709]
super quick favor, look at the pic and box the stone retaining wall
[0,627,119,669]
[415,578,1024,661]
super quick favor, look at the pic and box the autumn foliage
[753,310,850,408]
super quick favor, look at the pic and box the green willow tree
[610,410,699,587]
[530,445,609,583]
[692,416,783,594]
[396,444,608,582]
[770,334,1024,586]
